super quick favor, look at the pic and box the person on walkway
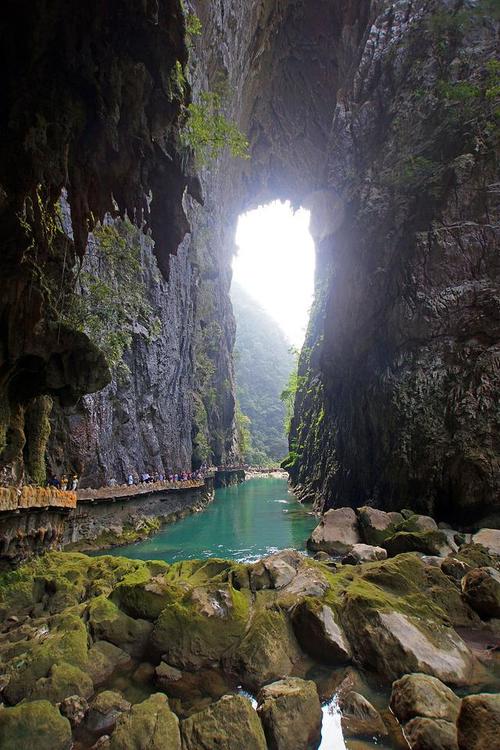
[60,475,68,491]
[127,473,134,486]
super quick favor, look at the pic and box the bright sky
[232,200,315,347]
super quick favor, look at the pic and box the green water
[106,477,318,563]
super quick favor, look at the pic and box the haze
[233,200,315,348]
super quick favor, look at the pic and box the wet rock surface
[0,549,497,749]
[456,693,500,750]
[257,677,322,750]
[390,674,461,724]
[181,694,266,750]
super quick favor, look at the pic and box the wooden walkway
[0,486,77,513]
[77,478,209,504]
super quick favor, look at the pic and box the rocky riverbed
[0,524,499,749]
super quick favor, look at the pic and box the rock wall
[288,1,500,525]
[0,0,193,486]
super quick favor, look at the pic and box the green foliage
[232,284,296,464]
[170,60,187,100]
[64,220,161,370]
[186,12,202,37]
[436,57,500,144]
[398,156,441,187]
[280,348,305,436]
[181,91,249,166]
[235,404,252,458]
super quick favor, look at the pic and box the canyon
[0,1,499,749]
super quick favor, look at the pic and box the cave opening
[232,200,315,349]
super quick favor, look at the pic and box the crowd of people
[45,463,244,494]
[119,469,206,487]
[46,474,79,491]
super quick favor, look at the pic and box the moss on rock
[87,594,152,658]
[181,694,267,750]
[109,693,181,750]
[151,583,250,669]
[0,699,72,750]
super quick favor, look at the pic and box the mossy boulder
[0,699,72,750]
[455,543,500,570]
[109,693,181,750]
[181,694,267,750]
[383,530,451,557]
[471,529,500,557]
[28,661,93,703]
[85,690,131,736]
[257,677,322,750]
[327,554,477,685]
[461,567,500,619]
[151,584,250,670]
[234,605,304,690]
[390,673,461,723]
[88,595,152,658]
[111,562,179,621]
[84,640,133,686]
[3,612,89,703]
[357,507,404,546]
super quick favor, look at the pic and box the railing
[77,477,209,503]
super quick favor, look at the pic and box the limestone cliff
[287,1,500,525]
[0,0,193,485]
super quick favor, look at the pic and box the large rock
[85,640,133,685]
[85,690,131,736]
[109,694,181,750]
[151,583,250,670]
[88,595,152,658]
[400,515,438,533]
[27,660,94,703]
[307,508,361,555]
[383,530,452,557]
[471,529,500,557]
[457,693,500,750]
[257,677,322,750]
[338,556,477,684]
[0,699,72,750]
[390,673,460,723]
[342,543,387,564]
[339,690,387,738]
[404,717,458,750]
[234,607,304,689]
[181,694,267,750]
[357,507,403,546]
[356,610,474,685]
[291,599,351,664]
[461,567,500,618]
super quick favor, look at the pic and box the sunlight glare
[232,201,315,347]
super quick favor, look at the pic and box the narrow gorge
[0,1,499,749]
